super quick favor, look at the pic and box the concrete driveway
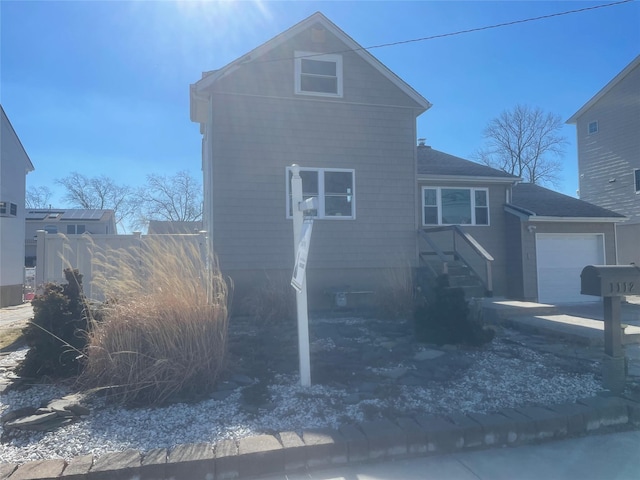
[0,302,33,330]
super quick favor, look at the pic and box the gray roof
[417,146,518,179]
[26,209,114,222]
[510,183,626,218]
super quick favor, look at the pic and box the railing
[418,226,494,296]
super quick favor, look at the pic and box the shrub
[80,236,229,406]
[241,271,296,326]
[17,268,89,378]
[414,274,494,347]
[376,266,415,319]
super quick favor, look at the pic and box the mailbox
[580,265,640,297]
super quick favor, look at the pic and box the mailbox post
[581,265,640,393]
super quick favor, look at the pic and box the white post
[291,164,312,386]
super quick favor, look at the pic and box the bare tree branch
[475,104,567,186]
[133,171,203,229]
[56,172,135,230]
[25,186,53,209]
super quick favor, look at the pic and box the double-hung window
[294,51,343,97]
[287,167,355,219]
[422,187,489,226]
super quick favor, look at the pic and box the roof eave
[418,174,519,184]
[190,12,432,111]
[566,54,640,124]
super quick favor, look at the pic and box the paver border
[3,394,639,480]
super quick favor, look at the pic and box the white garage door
[536,233,605,304]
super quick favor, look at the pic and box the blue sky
[2,0,638,205]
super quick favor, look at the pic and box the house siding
[504,213,525,299]
[202,24,425,307]
[416,181,511,297]
[576,61,640,223]
[1,108,31,307]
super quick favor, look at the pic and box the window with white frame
[287,167,354,219]
[422,187,489,226]
[635,169,640,193]
[294,51,343,97]
[66,224,86,234]
[0,201,17,217]
[588,121,598,134]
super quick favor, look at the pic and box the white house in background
[25,208,117,267]
[567,55,640,266]
[1,105,34,307]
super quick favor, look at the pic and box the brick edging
[2,395,639,480]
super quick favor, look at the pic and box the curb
[2,395,639,480]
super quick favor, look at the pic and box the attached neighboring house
[190,12,625,308]
[567,55,640,266]
[0,105,34,307]
[25,209,117,267]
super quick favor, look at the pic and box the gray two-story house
[191,12,431,308]
[567,55,640,266]
[191,12,625,309]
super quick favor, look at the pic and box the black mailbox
[581,265,640,297]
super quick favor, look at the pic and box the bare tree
[26,186,53,209]
[56,172,135,229]
[474,104,567,186]
[134,171,203,227]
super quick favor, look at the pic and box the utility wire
[247,0,634,64]
[349,0,634,54]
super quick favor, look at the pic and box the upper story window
[44,225,58,234]
[588,121,599,135]
[422,187,489,226]
[0,201,17,217]
[294,51,343,97]
[66,224,86,234]
[286,167,355,219]
[634,169,640,193]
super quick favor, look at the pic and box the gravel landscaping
[0,315,604,465]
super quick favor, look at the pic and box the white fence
[34,230,208,300]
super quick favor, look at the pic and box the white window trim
[634,168,640,194]
[286,167,355,220]
[294,51,343,98]
[422,186,490,226]
[588,120,598,135]
[0,201,17,217]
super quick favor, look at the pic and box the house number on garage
[609,282,635,294]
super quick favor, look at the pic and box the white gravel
[0,334,602,465]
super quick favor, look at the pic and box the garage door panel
[536,234,604,304]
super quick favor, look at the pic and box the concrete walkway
[254,429,640,480]
[482,298,640,346]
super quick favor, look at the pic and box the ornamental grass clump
[80,235,229,406]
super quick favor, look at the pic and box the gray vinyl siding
[416,182,511,297]
[504,213,525,300]
[209,84,419,277]
[617,223,640,265]
[213,26,422,109]
[576,62,640,223]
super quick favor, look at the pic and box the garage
[536,233,605,304]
